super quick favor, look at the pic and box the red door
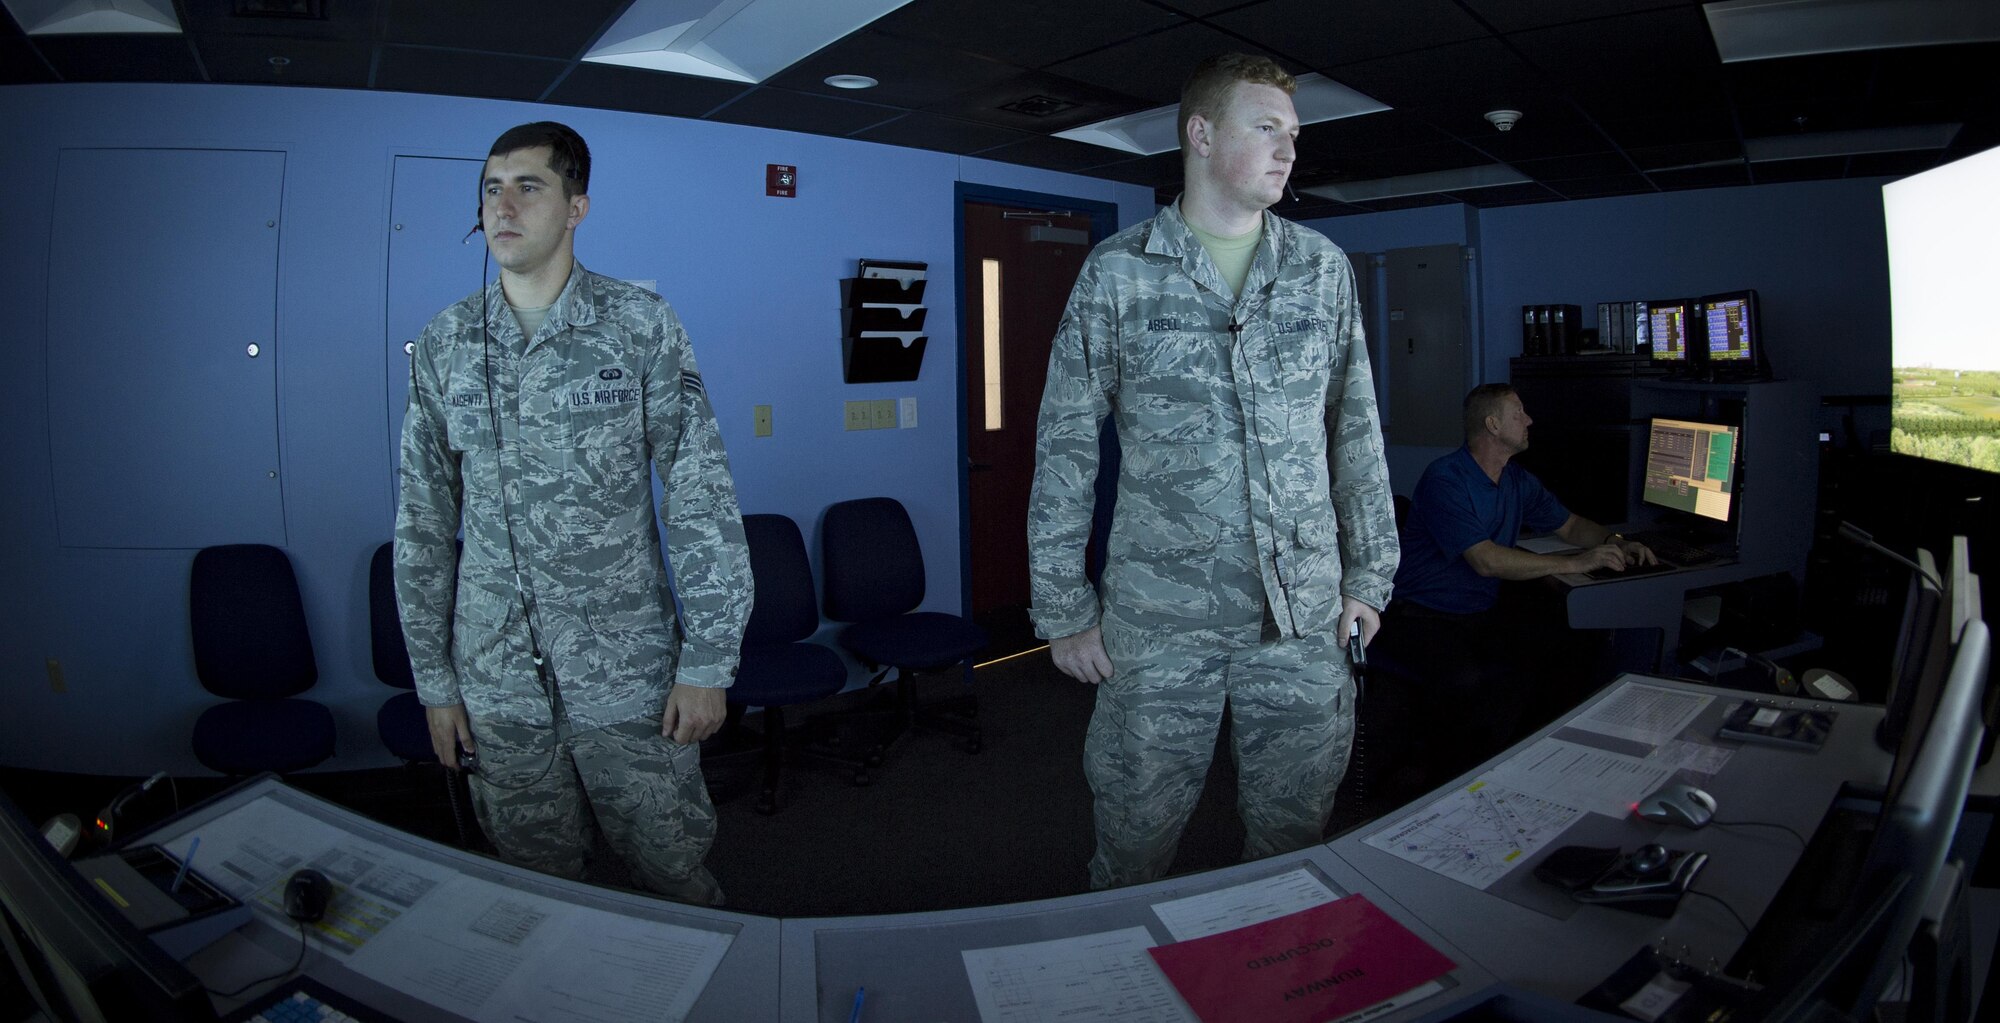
[962,202,1094,618]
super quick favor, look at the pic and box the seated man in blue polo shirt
[1378,383,1653,784]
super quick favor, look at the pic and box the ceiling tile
[374,46,565,101]
[197,37,372,88]
[870,0,1184,70]
[1545,173,1656,199]
[34,35,205,83]
[707,86,903,136]
[1647,163,1752,190]
[543,63,751,119]
[763,28,1021,108]
[383,0,627,59]
[1509,4,1727,119]
[1,20,55,84]
[1461,0,1697,35]
[1329,37,1547,114]
[849,111,1033,154]
[180,0,380,42]
[1212,0,1490,68]
[1046,21,1276,106]
[972,134,1143,174]
[921,68,1152,134]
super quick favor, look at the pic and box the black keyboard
[1629,531,1721,566]
[223,976,393,1023]
[1584,559,1679,581]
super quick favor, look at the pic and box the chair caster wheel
[850,770,871,787]
[864,748,885,768]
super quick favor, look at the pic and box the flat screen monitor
[0,788,218,1022]
[1876,549,1949,770]
[1695,290,1764,377]
[1884,144,2000,476]
[1641,299,1692,362]
[1639,417,1740,524]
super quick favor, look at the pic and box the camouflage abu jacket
[1028,199,1398,641]
[395,262,750,729]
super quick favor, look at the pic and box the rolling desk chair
[819,497,987,761]
[188,544,334,776]
[368,541,474,847]
[725,514,866,812]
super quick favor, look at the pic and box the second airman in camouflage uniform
[1029,56,1398,889]
[397,123,749,905]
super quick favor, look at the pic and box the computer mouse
[1634,781,1717,828]
[284,868,332,923]
[1627,843,1671,876]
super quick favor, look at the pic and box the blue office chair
[722,514,867,813]
[820,497,988,757]
[189,544,334,775]
[368,542,433,764]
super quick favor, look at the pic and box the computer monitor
[1639,416,1741,526]
[1640,299,1693,362]
[1876,548,1948,758]
[1695,290,1768,379]
[0,788,218,1022]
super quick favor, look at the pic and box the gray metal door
[47,148,286,548]
[1383,244,1467,447]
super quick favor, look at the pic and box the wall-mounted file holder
[841,276,927,306]
[844,335,928,384]
[843,259,928,383]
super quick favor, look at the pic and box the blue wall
[0,83,1151,775]
[1302,178,1894,490]
[1,82,1895,776]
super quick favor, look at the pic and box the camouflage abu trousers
[1085,613,1354,890]
[468,706,723,906]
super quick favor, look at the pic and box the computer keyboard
[224,976,388,1023]
[1584,559,1679,581]
[1628,531,1721,567]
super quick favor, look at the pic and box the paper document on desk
[1363,781,1583,890]
[347,873,731,1023]
[961,927,1197,1022]
[1151,867,1340,942]
[1566,682,1713,747]
[161,799,450,956]
[1518,535,1580,554]
[1486,737,1676,818]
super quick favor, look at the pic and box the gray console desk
[137,673,1891,1021]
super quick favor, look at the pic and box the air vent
[1001,95,1079,118]
[232,0,327,18]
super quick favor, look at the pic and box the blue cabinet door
[385,155,488,502]
[47,148,286,548]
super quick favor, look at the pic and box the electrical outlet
[869,398,898,430]
[843,400,873,431]
[46,658,66,693]
[900,396,917,428]
[753,404,772,437]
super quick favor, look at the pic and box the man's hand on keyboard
[1616,538,1659,567]
[1570,543,1632,574]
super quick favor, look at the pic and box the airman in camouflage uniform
[1029,56,1398,889]
[397,123,748,905]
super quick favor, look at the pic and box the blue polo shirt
[1394,447,1571,614]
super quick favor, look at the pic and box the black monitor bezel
[1640,298,1696,362]
[0,787,217,1022]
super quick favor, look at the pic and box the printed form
[1363,781,1583,890]
[961,927,1197,1023]
[1567,682,1714,747]
[1485,737,1677,818]
[165,794,731,1022]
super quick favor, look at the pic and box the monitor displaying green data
[1642,417,1739,522]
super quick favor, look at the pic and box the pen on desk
[848,986,865,1023]
[171,836,200,894]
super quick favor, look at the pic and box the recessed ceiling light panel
[585,0,916,84]
[1054,73,1389,156]
[4,0,180,34]
[1705,0,2000,62]
[824,74,878,89]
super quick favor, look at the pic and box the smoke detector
[1485,109,1522,132]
